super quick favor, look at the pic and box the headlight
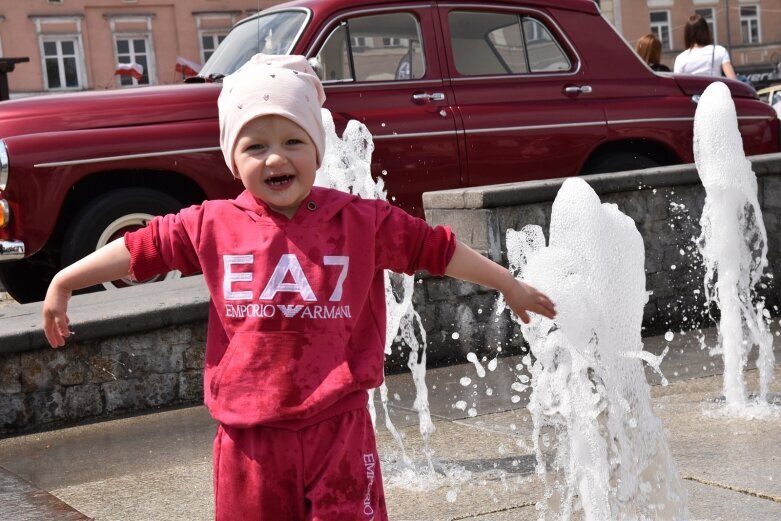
[0,140,7,191]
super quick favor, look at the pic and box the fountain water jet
[314,110,437,472]
[507,177,689,520]
[694,81,776,413]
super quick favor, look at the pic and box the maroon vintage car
[0,0,777,302]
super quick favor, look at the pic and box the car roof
[264,0,600,16]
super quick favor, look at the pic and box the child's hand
[42,280,73,348]
[503,279,556,324]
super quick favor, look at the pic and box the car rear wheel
[581,151,660,175]
[61,188,184,294]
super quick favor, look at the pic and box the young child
[42,54,556,520]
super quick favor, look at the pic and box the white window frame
[649,10,672,51]
[107,15,156,87]
[694,7,717,44]
[740,5,761,45]
[31,16,88,91]
[199,33,226,64]
[114,33,154,86]
[194,13,237,66]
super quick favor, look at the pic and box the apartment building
[0,0,283,98]
[603,0,781,85]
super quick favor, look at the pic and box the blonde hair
[636,34,662,66]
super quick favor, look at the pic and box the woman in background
[636,34,670,72]
[673,14,736,79]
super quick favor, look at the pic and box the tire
[0,248,58,303]
[581,151,660,175]
[61,188,184,293]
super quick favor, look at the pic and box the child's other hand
[42,281,73,348]
[504,279,556,324]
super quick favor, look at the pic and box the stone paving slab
[0,330,779,520]
[0,466,90,521]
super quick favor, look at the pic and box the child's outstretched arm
[444,240,556,323]
[42,238,132,348]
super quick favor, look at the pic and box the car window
[448,11,570,76]
[200,11,308,78]
[772,92,781,105]
[315,12,426,83]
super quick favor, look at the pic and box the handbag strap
[711,45,715,73]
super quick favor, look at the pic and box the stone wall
[0,324,206,434]
[421,154,781,344]
[3,154,781,434]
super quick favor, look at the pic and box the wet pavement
[0,327,780,521]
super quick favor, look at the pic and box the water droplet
[459,376,472,386]
[381,169,388,176]
[446,489,458,502]
[467,408,477,417]
[664,331,674,342]
[510,395,521,403]
[451,332,460,340]
[454,400,467,410]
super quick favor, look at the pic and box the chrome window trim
[324,79,442,89]
[0,140,7,190]
[305,4,434,86]
[437,3,581,78]
[34,146,221,169]
[305,4,432,59]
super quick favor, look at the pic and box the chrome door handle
[563,85,592,95]
[412,92,445,102]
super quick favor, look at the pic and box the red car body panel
[0,0,777,301]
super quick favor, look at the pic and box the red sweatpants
[213,408,388,521]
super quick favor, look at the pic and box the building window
[106,14,156,87]
[740,6,760,44]
[32,16,87,91]
[649,11,672,50]
[201,33,226,63]
[42,38,82,89]
[194,13,238,66]
[694,7,716,44]
[115,36,152,86]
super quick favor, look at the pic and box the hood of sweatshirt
[231,187,358,224]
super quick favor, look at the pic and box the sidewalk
[0,328,779,521]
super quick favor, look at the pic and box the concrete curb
[422,153,781,208]
[0,276,209,354]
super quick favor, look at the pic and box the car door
[437,3,607,186]
[306,5,461,216]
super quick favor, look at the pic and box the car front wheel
[61,188,185,293]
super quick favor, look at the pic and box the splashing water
[693,82,776,414]
[509,178,688,520]
[314,109,437,472]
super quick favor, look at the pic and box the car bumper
[0,240,24,260]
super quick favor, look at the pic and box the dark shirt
[650,63,671,72]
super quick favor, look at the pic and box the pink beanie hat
[218,53,327,176]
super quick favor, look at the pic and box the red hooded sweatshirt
[125,187,455,429]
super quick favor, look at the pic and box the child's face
[233,115,318,219]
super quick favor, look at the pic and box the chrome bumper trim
[0,240,24,260]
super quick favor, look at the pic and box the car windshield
[199,10,308,79]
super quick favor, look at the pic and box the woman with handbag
[673,14,737,79]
